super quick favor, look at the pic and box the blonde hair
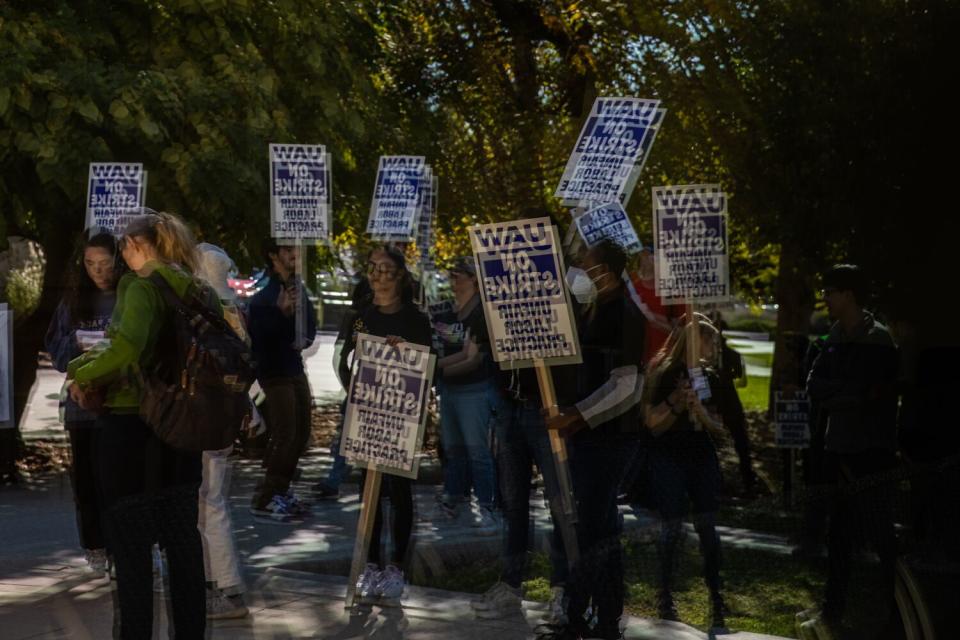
[124,211,199,273]
[642,313,719,405]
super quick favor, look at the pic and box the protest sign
[85,162,147,233]
[774,391,811,448]
[416,174,439,271]
[0,304,12,426]
[469,217,581,369]
[269,144,331,241]
[574,202,642,255]
[617,108,666,208]
[340,334,435,479]
[367,155,427,240]
[556,97,661,206]
[652,184,730,304]
[469,217,582,567]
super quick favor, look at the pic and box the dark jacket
[806,311,899,453]
[45,293,115,424]
[248,274,318,381]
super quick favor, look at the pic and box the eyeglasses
[366,262,398,279]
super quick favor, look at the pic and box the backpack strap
[146,271,232,335]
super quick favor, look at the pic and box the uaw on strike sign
[367,155,428,240]
[555,97,662,207]
[341,335,435,479]
[269,143,331,241]
[653,184,731,304]
[469,217,581,369]
[85,163,147,233]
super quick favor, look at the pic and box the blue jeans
[321,399,352,491]
[565,435,639,636]
[494,400,568,588]
[439,380,497,508]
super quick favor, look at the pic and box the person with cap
[433,256,499,531]
[194,243,250,619]
[797,264,900,640]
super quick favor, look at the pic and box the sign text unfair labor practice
[653,184,731,304]
[469,217,581,369]
[341,335,435,479]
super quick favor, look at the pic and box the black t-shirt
[650,361,720,449]
[433,295,494,386]
[338,302,433,387]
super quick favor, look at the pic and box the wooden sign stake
[345,469,383,608]
[534,359,580,567]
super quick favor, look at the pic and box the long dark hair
[64,231,125,322]
[369,245,414,305]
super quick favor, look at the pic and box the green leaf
[74,96,102,122]
[0,87,12,116]
[109,100,130,121]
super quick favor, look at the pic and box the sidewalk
[0,450,795,639]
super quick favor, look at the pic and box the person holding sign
[45,230,123,575]
[434,257,498,531]
[541,240,646,640]
[642,315,728,630]
[248,239,318,524]
[798,265,899,640]
[341,246,432,603]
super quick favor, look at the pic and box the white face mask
[565,267,598,304]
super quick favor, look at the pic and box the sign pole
[534,359,580,567]
[685,302,702,430]
[345,469,383,608]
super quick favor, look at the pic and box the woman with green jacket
[68,211,212,639]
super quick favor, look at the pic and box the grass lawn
[421,541,822,638]
[737,374,771,412]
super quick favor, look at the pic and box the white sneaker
[377,564,406,603]
[544,585,568,625]
[472,506,499,536]
[84,548,109,575]
[356,563,381,600]
[206,589,249,620]
[797,613,839,640]
[472,581,522,619]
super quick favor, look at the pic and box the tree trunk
[769,240,815,413]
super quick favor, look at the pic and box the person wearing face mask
[45,230,125,575]
[540,239,646,640]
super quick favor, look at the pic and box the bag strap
[146,271,228,333]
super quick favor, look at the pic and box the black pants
[822,449,898,621]
[360,471,413,568]
[67,424,106,550]
[257,374,312,506]
[98,412,205,639]
[565,436,639,638]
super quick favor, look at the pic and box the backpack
[139,272,256,452]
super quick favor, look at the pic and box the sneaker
[377,564,406,602]
[472,581,522,618]
[533,623,580,640]
[472,506,499,536]
[313,482,340,500]
[250,495,305,525]
[544,585,567,625]
[85,548,109,575]
[281,492,312,515]
[356,563,381,600]
[207,589,249,620]
[434,494,460,521]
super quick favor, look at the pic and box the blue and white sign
[85,162,147,233]
[469,217,581,369]
[575,202,642,255]
[341,334,435,479]
[367,155,427,240]
[416,173,438,270]
[269,143,331,241]
[556,97,662,206]
[653,184,730,304]
[774,391,811,448]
